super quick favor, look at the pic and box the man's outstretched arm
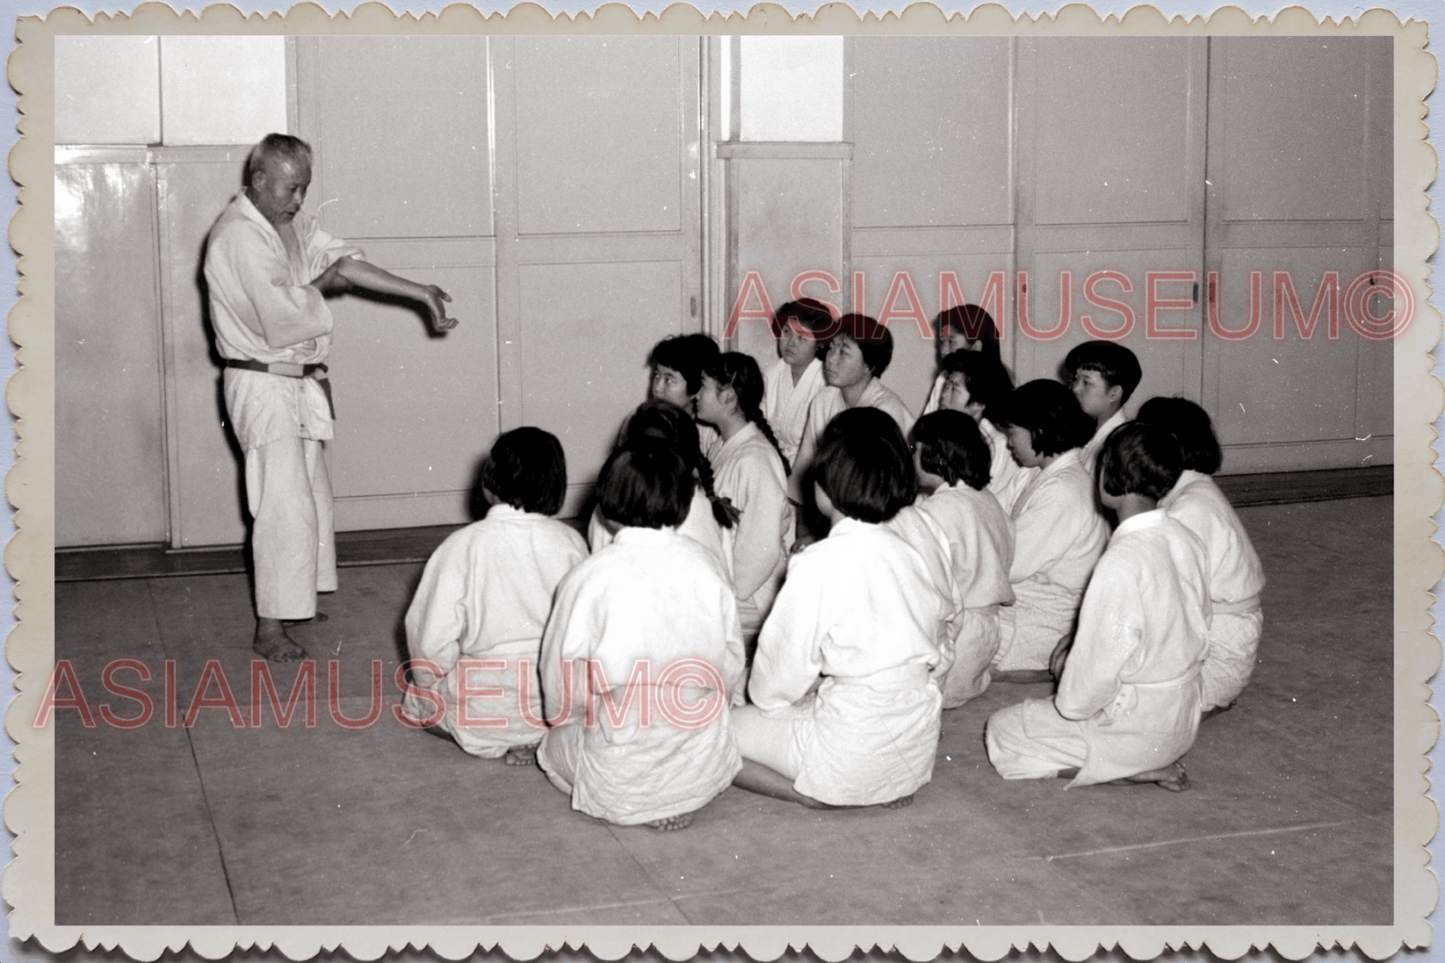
[311,256,458,332]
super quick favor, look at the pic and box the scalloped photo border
[5,4,1439,960]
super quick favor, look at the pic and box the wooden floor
[54,465,1394,582]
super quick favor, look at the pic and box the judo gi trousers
[246,435,337,620]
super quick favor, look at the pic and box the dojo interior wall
[53,36,1394,550]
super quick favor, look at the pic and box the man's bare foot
[283,613,329,626]
[992,669,1053,684]
[253,619,308,662]
[504,745,538,767]
[881,794,913,810]
[647,812,694,831]
[1123,761,1190,792]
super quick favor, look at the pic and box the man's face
[249,155,311,229]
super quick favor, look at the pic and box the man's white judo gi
[403,504,588,757]
[709,422,795,638]
[762,356,826,465]
[735,518,948,807]
[204,194,364,620]
[537,527,745,826]
[1161,470,1267,711]
[995,449,1109,672]
[787,379,916,504]
[985,509,1211,786]
[918,483,1016,707]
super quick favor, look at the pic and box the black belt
[225,359,335,419]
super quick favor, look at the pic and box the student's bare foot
[1123,761,1190,792]
[504,745,538,767]
[881,794,913,810]
[1201,702,1235,722]
[992,669,1053,684]
[647,812,694,831]
[253,619,308,663]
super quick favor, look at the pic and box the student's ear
[964,399,987,421]
[719,384,740,412]
[1106,383,1124,407]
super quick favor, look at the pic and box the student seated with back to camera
[402,427,587,764]
[537,440,745,831]
[985,422,1210,793]
[732,408,949,811]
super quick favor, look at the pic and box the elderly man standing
[205,133,458,662]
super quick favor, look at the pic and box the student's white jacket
[1080,409,1129,479]
[996,448,1110,671]
[403,504,588,757]
[988,510,1211,786]
[1161,469,1267,708]
[788,379,916,504]
[538,526,745,825]
[748,518,948,806]
[709,422,794,616]
[763,356,825,465]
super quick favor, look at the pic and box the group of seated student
[402,303,1266,830]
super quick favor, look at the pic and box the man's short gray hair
[247,133,313,182]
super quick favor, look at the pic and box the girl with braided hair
[695,352,796,646]
[587,400,737,586]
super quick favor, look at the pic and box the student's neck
[1036,451,1061,471]
[1096,406,1123,430]
[1114,493,1157,524]
[712,409,748,441]
[840,375,873,407]
[789,358,813,385]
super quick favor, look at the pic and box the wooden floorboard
[54,466,1393,582]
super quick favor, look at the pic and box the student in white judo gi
[1135,397,1266,717]
[204,133,458,662]
[694,353,796,647]
[761,298,837,464]
[644,333,724,459]
[988,381,1109,680]
[788,314,916,538]
[402,428,587,762]
[537,442,745,830]
[920,304,1005,416]
[935,350,1034,515]
[908,410,1016,708]
[588,400,736,582]
[732,408,949,810]
[1063,340,1141,478]
[985,422,1210,791]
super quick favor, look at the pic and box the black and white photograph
[8,4,1438,959]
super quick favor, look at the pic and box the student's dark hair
[770,298,840,358]
[1098,422,1184,502]
[836,313,894,377]
[1062,340,1143,403]
[813,408,916,523]
[596,442,695,530]
[480,426,568,515]
[989,380,1094,457]
[705,352,791,475]
[940,350,1013,410]
[1135,396,1223,475]
[623,399,734,528]
[934,304,1002,364]
[247,133,312,183]
[911,411,991,491]
[648,334,720,396]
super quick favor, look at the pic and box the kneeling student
[538,441,744,830]
[403,428,587,762]
[732,408,949,810]
[985,422,1210,791]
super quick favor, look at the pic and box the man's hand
[422,284,459,332]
